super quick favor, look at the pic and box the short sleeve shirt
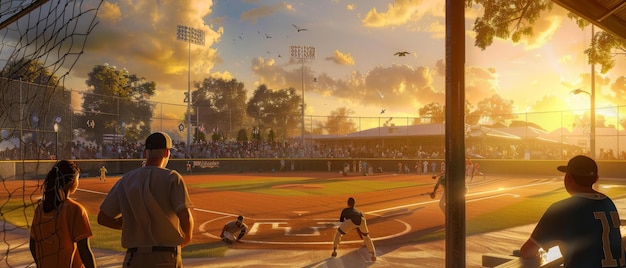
[530,193,624,267]
[339,207,363,225]
[99,166,194,248]
[30,199,93,268]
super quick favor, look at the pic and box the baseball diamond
[1,170,625,267]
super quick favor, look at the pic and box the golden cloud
[325,50,356,65]
[97,2,122,24]
[241,2,294,25]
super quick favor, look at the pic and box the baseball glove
[430,192,436,199]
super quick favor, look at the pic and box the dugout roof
[553,0,626,40]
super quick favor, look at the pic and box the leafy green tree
[246,84,302,140]
[569,15,626,73]
[191,77,248,140]
[469,0,552,50]
[0,58,60,86]
[82,64,155,143]
[0,59,69,143]
[415,102,445,124]
[211,132,223,141]
[468,0,625,73]
[236,128,248,142]
[324,107,357,135]
[468,94,516,125]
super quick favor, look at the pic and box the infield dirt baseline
[190,185,541,246]
[70,173,558,248]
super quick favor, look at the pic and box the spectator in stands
[519,155,624,267]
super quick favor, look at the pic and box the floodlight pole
[177,25,205,155]
[290,45,315,157]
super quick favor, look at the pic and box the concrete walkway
[4,198,624,268]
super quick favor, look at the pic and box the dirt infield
[5,171,625,267]
[3,171,565,249]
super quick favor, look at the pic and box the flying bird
[380,109,386,114]
[394,51,410,57]
[292,24,307,32]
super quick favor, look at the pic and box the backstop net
[0,1,102,266]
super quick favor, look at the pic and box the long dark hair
[42,160,80,213]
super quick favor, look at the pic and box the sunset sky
[21,0,626,133]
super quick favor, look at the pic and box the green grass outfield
[4,177,625,259]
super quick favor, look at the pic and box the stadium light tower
[289,45,315,156]
[177,25,205,155]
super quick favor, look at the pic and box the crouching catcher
[220,215,248,244]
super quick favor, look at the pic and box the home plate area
[198,215,411,248]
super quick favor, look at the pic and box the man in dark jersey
[520,155,624,267]
[331,197,376,261]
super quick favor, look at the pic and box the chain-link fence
[2,79,626,160]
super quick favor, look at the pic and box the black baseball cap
[237,215,244,221]
[145,132,174,150]
[557,155,597,177]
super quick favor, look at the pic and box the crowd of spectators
[0,137,622,161]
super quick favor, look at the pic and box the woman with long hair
[30,160,96,267]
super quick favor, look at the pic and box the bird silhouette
[394,51,410,57]
[292,24,307,32]
[380,109,386,114]
[265,33,272,38]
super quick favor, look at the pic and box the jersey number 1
[594,211,625,267]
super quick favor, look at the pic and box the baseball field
[2,170,625,267]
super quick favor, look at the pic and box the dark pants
[124,246,182,267]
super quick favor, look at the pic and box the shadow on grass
[182,242,229,258]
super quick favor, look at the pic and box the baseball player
[220,215,248,244]
[465,158,474,181]
[519,155,624,266]
[186,161,192,174]
[99,165,107,182]
[331,197,376,261]
[430,171,446,214]
[472,162,486,181]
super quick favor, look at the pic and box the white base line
[368,180,553,215]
